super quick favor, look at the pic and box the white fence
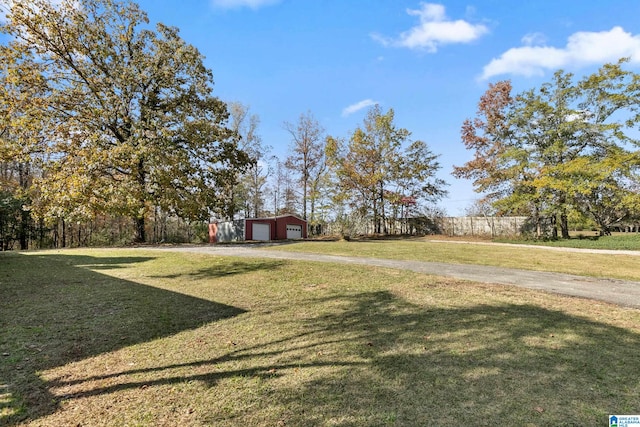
[216,220,245,242]
[437,216,529,237]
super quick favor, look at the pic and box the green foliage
[327,105,446,234]
[456,60,640,238]
[497,233,640,251]
[223,102,273,220]
[284,111,326,221]
[0,0,250,243]
[0,190,23,249]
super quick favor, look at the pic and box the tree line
[1,0,251,248]
[455,59,640,237]
[0,0,446,249]
[2,0,640,249]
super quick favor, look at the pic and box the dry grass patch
[1,248,638,426]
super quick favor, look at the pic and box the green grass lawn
[270,238,640,281]
[1,248,639,426]
[496,232,640,250]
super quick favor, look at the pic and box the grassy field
[496,232,640,250]
[1,248,639,426]
[269,238,640,281]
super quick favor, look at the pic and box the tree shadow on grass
[271,291,640,426]
[151,259,286,280]
[32,254,161,270]
[25,285,640,426]
[0,252,249,426]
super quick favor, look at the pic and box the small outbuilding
[244,215,307,241]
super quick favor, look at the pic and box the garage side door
[286,224,302,239]
[252,223,270,241]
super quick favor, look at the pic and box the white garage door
[286,224,302,239]
[252,223,270,241]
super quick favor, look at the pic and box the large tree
[283,111,326,221]
[227,102,272,219]
[327,105,446,234]
[0,39,51,249]
[452,80,514,202]
[455,60,640,237]
[0,0,249,242]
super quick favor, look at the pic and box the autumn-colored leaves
[454,60,640,237]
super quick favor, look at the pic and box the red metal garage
[244,215,308,241]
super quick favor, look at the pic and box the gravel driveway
[149,244,640,310]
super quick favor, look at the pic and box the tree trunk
[135,216,146,243]
[61,218,66,248]
[253,193,259,219]
[19,208,28,250]
[302,171,308,221]
[533,204,541,239]
[380,181,387,235]
[372,196,379,234]
[560,212,570,239]
[596,217,611,236]
[134,158,147,243]
[18,163,29,250]
[39,218,45,249]
[228,186,236,220]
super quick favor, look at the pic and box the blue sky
[136,0,640,215]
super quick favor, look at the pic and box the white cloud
[481,26,640,79]
[372,3,488,52]
[210,0,280,10]
[342,99,378,117]
[521,32,547,47]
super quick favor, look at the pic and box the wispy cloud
[342,99,378,117]
[520,32,547,47]
[210,0,280,10]
[481,26,640,79]
[372,3,488,52]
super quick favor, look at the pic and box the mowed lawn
[1,248,639,426]
[269,238,640,281]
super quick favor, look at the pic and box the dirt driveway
[150,244,640,310]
